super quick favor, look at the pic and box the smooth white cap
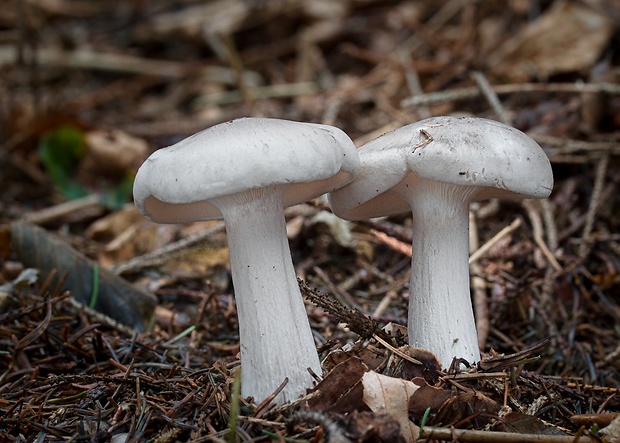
[134,117,360,223]
[329,116,554,219]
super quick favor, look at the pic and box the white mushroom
[329,116,553,368]
[133,117,359,403]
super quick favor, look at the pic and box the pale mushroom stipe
[133,117,360,403]
[329,116,554,368]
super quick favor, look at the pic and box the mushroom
[329,116,553,368]
[133,117,359,403]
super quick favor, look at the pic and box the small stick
[472,71,511,125]
[111,222,226,275]
[22,194,102,225]
[522,200,563,272]
[401,81,620,107]
[469,218,522,265]
[370,228,411,257]
[373,333,422,365]
[540,198,558,252]
[469,211,489,351]
[312,266,365,313]
[403,0,466,55]
[0,46,255,83]
[531,134,620,155]
[69,295,139,337]
[194,82,319,106]
[419,426,598,443]
[372,290,395,319]
[579,154,609,258]
[399,49,430,119]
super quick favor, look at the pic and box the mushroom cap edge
[329,116,554,220]
[133,117,360,223]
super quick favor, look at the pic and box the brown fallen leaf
[408,377,453,422]
[361,371,420,442]
[307,357,368,413]
[79,129,148,181]
[385,346,442,386]
[486,0,615,80]
[435,390,500,428]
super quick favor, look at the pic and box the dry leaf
[362,371,420,442]
[487,0,615,80]
[79,129,148,180]
[435,390,500,429]
[86,204,144,242]
[385,345,441,385]
[308,357,368,413]
[87,206,179,268]
[408,377,453,421]
[161,246,230,279]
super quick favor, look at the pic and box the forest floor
[0,0,619,442]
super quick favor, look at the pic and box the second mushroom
[329,116,553,368]
[133,117,359,403]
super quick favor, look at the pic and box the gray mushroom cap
[329,116,554,220]
[134,117,360,223]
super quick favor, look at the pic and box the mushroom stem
[398,179,480,368]
[213,187,321,404]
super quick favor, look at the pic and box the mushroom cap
[329,116,554,220]
[133,117,359,223]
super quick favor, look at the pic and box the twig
[420,426,598,442]
[372,290,396,319]
[112,222,226,275]
[312,266,365,313]
[557,182,616,242]
[401,82,620,107]
[22,194,102,225]
[403,0,467,55]
[370,228,411,257]
[193,82,319,106]
[212,33,254,105]
[532,135,620,153]
[522,200,563,272]
[67,297,137,337]
[579,154,609,258]
[299,279,392,343]
[532,135,620,158]
[399,48,430,119]
[540,199,558,252]
[469,211,489,351]
[307,198,412,244]
[472,71,511,125]
[373,333,422,365]
[0,46,259,84]
[469,218,522,265]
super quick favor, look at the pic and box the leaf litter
[1,0,620,441]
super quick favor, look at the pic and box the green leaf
[100,171,136,210]
[38,125,88,199]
